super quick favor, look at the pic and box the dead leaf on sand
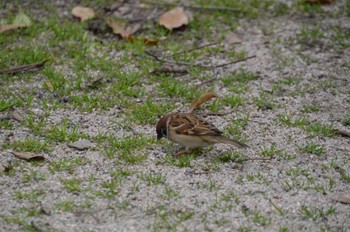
[334,194,350,204]
[72,6,95,22]
[108,20,157,45]
[159,7,189,30]
[107,20,132,38]
[189,92,217,113]
[12,152,45,162]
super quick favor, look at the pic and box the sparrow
[156,113,249,155]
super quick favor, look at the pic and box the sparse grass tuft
[3,138,51,153]
[299,142,325,156]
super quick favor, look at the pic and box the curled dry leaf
[72,6,95,22]
[108,20,157,45]
[12,152,45,162]
[107,20,130,37]
[159,7,189,30]
[189,92,217,113]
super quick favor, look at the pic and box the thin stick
[150,67,188,74]
[141,1,240,13]
[136,52,255,69]
[238,157,273,162]
[0,60,48,74]
[208,55,256,69]
[144,51,200,66]
[195,77,217,86]
[162,42,218,58]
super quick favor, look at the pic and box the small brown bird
[156,113,249,155]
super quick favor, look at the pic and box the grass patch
[3,138,51,153]
[138,172,166,186]
[49,157,90,173]
[104,135,152,163]
[299,142,325,156]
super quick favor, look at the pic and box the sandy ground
[0,0,349,231]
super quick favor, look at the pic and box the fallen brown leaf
[335,129,350,138]
[189,92,217,113]
[159,7,189,30]
[107,20,130,37]
[334,194,350,204]
[0,24,26,33]
[12,152,45,162]
[72,6,95,22]
[224,32,242,45]
[10,109,24,122]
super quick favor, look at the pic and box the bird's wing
[169,114,222,136]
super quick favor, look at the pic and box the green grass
[221,69,257,85]
[49,157,90,173]
[138,172,166,186]
[61,178,82,192]
[103,135,153,163]
[0,99,22,112]
[299,142,325,156]
[14,189,46,202]
[299,205,336,221]
[3,137,51,153]
[161,153,196,167]
[306,122,336,137]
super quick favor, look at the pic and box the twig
[136,50,256,72]
[195,77,217,86]
[141,1,240,13]
[162,42,218,59]
[144,51,200,66]
[127,125,139,136]
[208,55,256,69]
[238,157,273,162]
[0,60,48,74]
[186,5,241,13]
[150,67,188,75]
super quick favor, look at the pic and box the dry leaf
[72,6,95,22]
[108,20,157,45]
[10,109,24,122]
[159,7,189,30]
[0,12,31,33]
[0,24,25,33]
[334,194,350,204]
[107,20,130,37]
[12,152,45,162]
[335,129,350,138]
[224,32,242,45]
[189,92,217,113]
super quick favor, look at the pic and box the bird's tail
[216,136,249,148]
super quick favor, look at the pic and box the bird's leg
[173,147,191,157]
